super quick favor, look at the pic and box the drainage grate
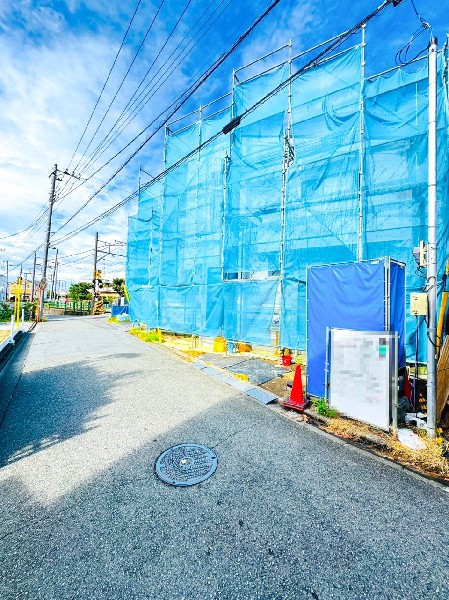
[155,444,218,487]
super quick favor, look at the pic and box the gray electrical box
[410,292,427,316]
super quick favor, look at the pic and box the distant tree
[68,282,92,301]
[0,302,13,322]
[112,277,125,295]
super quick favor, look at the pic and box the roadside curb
[0,325,38,426]
[272,402,449,492]
[113,324,449,492]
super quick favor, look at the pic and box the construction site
[126,22,449,444]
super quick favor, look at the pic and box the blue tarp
[126,43,449,358]
[307,259,405,398]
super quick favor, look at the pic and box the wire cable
[70,0,166,178]
[78,0,196,171]
[60,0,234,202]
[64,0,143,176]
[0,203,49,240]
[50,0,283,237]
[77,0,231,177]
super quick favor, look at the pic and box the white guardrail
[0,310,27,353]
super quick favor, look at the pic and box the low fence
[0,317,26,354]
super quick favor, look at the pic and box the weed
[313,397,338,418]
[129,328,160,343]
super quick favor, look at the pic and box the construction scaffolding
[127,32,449,361]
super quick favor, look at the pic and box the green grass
[129,328,160,343]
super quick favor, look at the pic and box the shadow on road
[0,385,448,599]
[0,353,145,467]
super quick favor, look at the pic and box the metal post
[31,252,37,301]
[92,232,99,314]
[278,40,293,348]
[22,273,29,302]
[192,107,202,284]
[324,327,331,402]
[357,24,366,262]
[427,37,438,438]
[6,260,9,302]
[221,155,230,284]
[138,167,141,204]
[392,332,399,436]
[39,164,58,320]
[51,248,58,300]
[53,257,59,301]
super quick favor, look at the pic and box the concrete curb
[0,326,38,426]
[273,401,449,492]
[193,359,279,405]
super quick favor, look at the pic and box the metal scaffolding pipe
[427,37,438,438]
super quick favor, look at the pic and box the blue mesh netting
[126,180,163,327]
[364,57,449,361]
[280,47,362,349]
[127,43,449,359]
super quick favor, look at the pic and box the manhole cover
[155,444,218,487]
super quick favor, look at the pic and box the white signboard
[329,329,397,431]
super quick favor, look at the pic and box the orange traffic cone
[282,364,309,413]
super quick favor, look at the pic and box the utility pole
[31,252,37,301]
[5,260,9,302]
[51,248,59,300]
[53,255,59,300]
[23,273,29,302]
[427,37,438,438]
[92,232,99,314]
[39,164,58,319]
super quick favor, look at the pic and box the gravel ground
[0,315,448,600]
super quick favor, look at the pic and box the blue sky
[0,0,447,287]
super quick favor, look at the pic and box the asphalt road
[0,316,448,600]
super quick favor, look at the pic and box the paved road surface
[0,316,448,599]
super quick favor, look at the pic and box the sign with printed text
[329,329,397,431]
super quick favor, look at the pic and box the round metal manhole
[155,443,218,487]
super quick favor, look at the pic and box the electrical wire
[0,202,48,240]
[70,0,166,178]
[78,0,196,172]
[59,0,236,201]
[411,0,431,30]
[64,0,143,176]
[50,0,283,238]
[76,0,232,177]
[395,0,432,67]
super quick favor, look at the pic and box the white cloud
[0,4,173,281]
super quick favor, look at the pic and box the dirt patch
[317,416,449,483]
[260,377,289,398]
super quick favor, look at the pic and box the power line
[76,0,231,178]
[64,0,144,176]
[0,202,48,240]
[70,0,166,179]
[58,0,233,201]
[50,0,282,238]
[50,0,403,247]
